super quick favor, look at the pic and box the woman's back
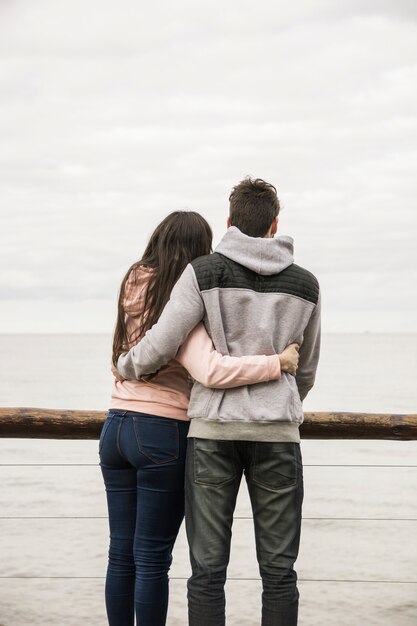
[110,265,191,420]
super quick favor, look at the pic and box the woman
[99,211,299,626]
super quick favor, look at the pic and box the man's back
[187,227,320,440]
[183,222,319,626]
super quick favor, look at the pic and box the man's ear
[227,216,232,228]
[271,217,278,236]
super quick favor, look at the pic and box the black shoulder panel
[191,253,319,304]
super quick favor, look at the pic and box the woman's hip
[100,410,189,479]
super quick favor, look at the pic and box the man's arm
[117,264,204,379]
[296,292,321,401]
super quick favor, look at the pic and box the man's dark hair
[229,177,280,237]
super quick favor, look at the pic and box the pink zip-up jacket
[110,266,282,420]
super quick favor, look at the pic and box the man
[117,177,321,625]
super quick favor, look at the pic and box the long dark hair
[112,211,213,366]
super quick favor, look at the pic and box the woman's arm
[176,323,299,389]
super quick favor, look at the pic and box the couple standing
[99,177,321,626]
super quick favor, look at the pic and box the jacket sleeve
[296,291,321,401]
[176,323,281,388]
[117,264,205,379]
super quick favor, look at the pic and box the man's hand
[279,343,300,376]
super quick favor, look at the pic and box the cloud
[0,0,416,331]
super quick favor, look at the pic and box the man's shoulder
[190,254,319,304]
[191,252,225,271]
[190,253,228,290]
[283,263,320,290]
[280,263,320,304]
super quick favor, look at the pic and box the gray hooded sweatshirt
[117,227,321,442]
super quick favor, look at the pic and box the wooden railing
[1,407,416,624]
[0,407,416,439]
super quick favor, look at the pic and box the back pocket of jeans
[193,439,237,486]
[253,442,298,491]
[133,416,179,464]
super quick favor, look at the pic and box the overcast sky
[0,0,416,333]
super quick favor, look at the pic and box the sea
[0,333,416,626]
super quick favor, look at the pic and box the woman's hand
[279,343,299,376]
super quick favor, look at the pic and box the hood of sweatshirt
[215,226,294,276]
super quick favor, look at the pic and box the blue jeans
[99,410,189,626]
[185,438,303,626]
